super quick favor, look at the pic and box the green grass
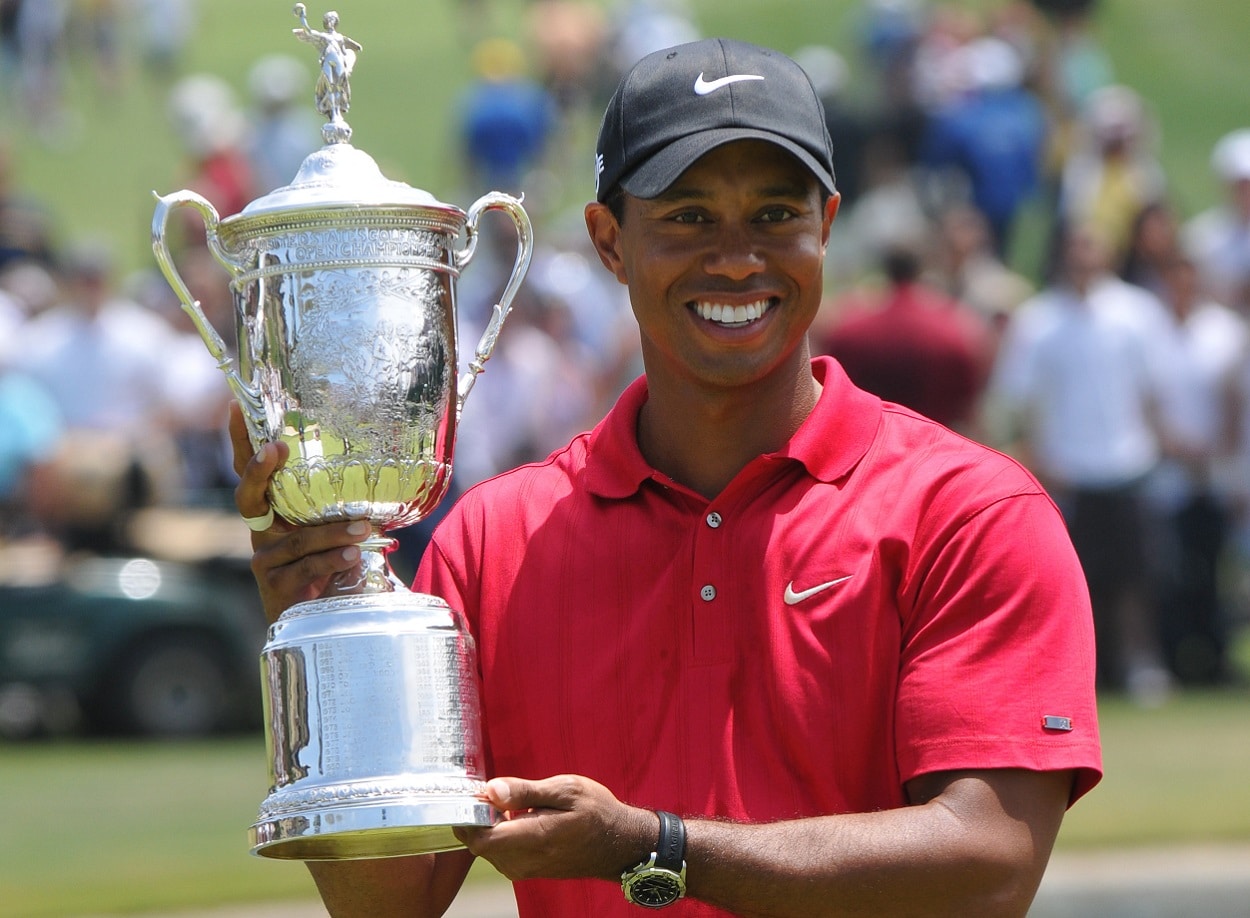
[0,739,310,917]
[2,685,1248,916]
[1058,690,1250,850]
[0,736,507,917]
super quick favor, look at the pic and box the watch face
[625,868,684,908]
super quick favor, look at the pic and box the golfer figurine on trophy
[152,5,533,860]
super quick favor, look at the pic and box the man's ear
[584,201,629,285]
[821,192,841,249]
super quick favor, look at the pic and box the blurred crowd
[2,0,1249,706]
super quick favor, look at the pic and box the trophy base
[250,794,498,860]
[253,590,494,861]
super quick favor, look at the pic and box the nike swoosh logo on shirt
[783,576,852,605]
[694,72,765,95]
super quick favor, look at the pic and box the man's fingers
[249,520,369,622]
[482,775,586,815]
[230,424,290,523]
[255,521,369,571]
[228,402,254,478]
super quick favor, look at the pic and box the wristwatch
[621,810,687,908]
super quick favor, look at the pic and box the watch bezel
[622,855,687,908]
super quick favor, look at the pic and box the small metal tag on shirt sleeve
[1042,715,1074,732]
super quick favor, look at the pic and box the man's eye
[758,208,795,224]
[671,211,706,224]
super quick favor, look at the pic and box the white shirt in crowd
[991,274,1170,488]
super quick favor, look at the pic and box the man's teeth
[695,299,770,325]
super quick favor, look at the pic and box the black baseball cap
[594,38,837,203]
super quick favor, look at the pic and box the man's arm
[307,850,476,918]
[456,767,1071,918]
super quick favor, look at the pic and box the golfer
[233,38,1102,917]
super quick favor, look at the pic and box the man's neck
[636,362,821,500]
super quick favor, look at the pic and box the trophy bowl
[151,6,532,860]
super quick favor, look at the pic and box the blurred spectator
[131,248,236,501]
[0,267,21,332]
[918,35,1048,256]
[817,242,993,434]
[909,2,985,113]
[452,221,606,488]
[990,221,1172,703]
[929,201,1034,345]
[854,0,926,126]
[166,73,256,221]
[14,0,71,142]
[1182,128,1250,316]
[1146,251,1247,686]
[136,0,197,79]
[0,0,19,83]
[526,0,610,115]
[1118,198,1182,299]
[11,241,179,551]
[0,138,56,270]
[833,131,928,281]
[523,228,637,379]
[986,0,1045,70]
[1030,0,1113,128]
[245,53,320,194]
[0,257,59,320]
[0,286,62,536]
[606,0,698,81]
[13,240,172,434]
[794,45,871,208]
[1029,0,1114,242]
[457,38,558,196]
[76,0,124,96]
[1057,84,1166,265]
[1224,340,1250,603]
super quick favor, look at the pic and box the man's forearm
[307,849,475,918]
[682,771,1069,918]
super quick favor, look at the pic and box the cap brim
[617,128,837,200]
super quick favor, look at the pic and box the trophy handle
[151,190,266,437]
[453,192,534,414]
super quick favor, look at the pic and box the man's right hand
[229,402,370,624]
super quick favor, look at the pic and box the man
[917,36,1047,258]
[990,220,1170,704]
[817,241,993,434]
[1183,128,1250,316]
[1145,251,1247,685]
[233,39,1101,917]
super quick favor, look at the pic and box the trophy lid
[232,5,458,222]
[237,143,454,218]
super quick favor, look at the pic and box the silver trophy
[151,5,532,860]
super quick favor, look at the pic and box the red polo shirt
[415,357,1101,917]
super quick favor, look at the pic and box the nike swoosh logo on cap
[694,72,765,95]
[783,576,852,605]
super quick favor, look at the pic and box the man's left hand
[454,775,657,883]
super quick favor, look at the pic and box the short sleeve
[895,491,1103,804]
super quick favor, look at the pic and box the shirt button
[706,511,722,529]
[700,584,717,602]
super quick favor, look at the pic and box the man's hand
[453,775,657,883]
[228,402,369,623]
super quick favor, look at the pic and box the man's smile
[692,297,776,328]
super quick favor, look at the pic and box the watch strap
[654,810,686,873]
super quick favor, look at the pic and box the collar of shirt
[583,355,883,500]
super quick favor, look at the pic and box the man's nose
[703,224,765,279]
